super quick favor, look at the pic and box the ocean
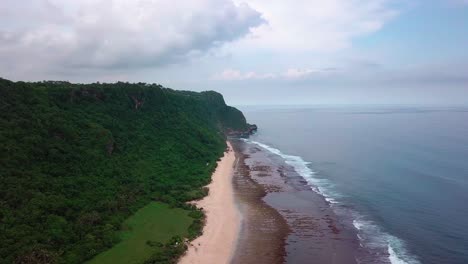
[239,106,468,264]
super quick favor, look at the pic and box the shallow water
[240,106,468,264]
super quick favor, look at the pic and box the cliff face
[0,78,253,263]
[198,90,256,135]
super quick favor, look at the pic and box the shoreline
[231,139,359,264]
[178,141,240,264]
[180,139,359,264]
[231,140,290,263]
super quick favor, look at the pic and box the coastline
[178,141,240,264]
[231,140,290,263]
[231,139,359,264]
[180,139,359,264]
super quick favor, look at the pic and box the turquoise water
[242,106,468,264]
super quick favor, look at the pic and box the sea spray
[245,140,339,202]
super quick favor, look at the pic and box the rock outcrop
[226,124,258,138]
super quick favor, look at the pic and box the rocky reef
[226,124,258,138]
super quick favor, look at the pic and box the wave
[352,218,421,264]
[245,139,420,264]
[245,140,342,204]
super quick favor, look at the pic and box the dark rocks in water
[248,124,258,134]
[226,124,258,138]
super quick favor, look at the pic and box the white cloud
[232,0,397,52]
[0,0,263,77]
[283,68,317,79]
[0,0,404,84]
[213,69,276,80]
[213,67,340,81]
[283,67,340,79]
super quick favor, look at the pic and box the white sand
[178,142,240,264]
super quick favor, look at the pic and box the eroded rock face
[130,95,145,110]
[226,124,258,138]
[248,124,258,134]
[106,140,115,155]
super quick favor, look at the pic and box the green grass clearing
[87,202,192,264]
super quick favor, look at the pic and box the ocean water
[240,106,468,264]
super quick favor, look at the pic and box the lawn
[87,202,192,264]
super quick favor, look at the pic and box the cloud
[282,67,337,80]
[232,0,398,52]
[0,0,263,77]
[212,69,276,80]
[212,61,468,85]
[213,67,340,81]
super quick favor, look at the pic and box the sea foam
[246,139,420,264]
[246,140,340,203]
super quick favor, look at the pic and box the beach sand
[178,142,239,264]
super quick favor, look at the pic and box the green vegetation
[0,77,249,263]
[88,202,192,264]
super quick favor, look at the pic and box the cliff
[0,78,253,263]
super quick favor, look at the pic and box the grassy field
[87,202,192,264]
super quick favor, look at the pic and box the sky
[1,0,468,105]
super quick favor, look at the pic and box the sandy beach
[179,141,240,264]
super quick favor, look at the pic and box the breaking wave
[246,139,421,264]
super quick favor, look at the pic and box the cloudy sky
[1,0,468,105]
